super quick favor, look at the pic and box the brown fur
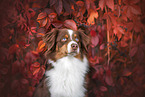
[78,29,90,54]
[33,76,50,97]
[55,44,68,60]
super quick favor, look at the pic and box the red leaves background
[0,0,145,97]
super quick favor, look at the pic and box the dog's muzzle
[67,41,80,55]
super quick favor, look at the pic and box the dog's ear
[43,28,58,57]
[78,29,90,54]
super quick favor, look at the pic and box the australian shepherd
[33,28,90,97]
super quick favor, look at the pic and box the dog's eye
[75,38,79,42]
[62,38,67,42]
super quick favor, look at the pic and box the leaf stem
[105,6,110,65]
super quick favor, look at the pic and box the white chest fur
[45,56,88,97]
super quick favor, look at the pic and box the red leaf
[99,33,104,45]
[130,0,140,4]
[31,62,40,68]
[113,28,117,35]
[45,18,51,29]
[40,65,46,75]
[31,51,39,57]
[44,8,54,14]
[31,27,37,33]
[85,0,91,10]
[100,86,108,92]
[110,14,117,26]
[105,69,114,86]
[37,12,47,20]
[130,5,141,15]
[51,21,63,28]
[28,8,36,17]
[89,56,100,64]
[99,0,114,11]
[90,30,97,37]
[105,75,114,86]
[64,20,77,30]
[50,0,57,6]
[33,68,40,75]
[126,22,134,31]
[106,0,114,11]
[41,18,48,27]
[122,69,132,76]
[117,26,125,34]
[129,47,138,57]
[100,43,105,50]
[63,0,72,13]
[30,62,41,75]
[55,0,62,15]
[124,5,132,19]
[24,51,38,64]
[121,14,128,21]
[48,13,57,19]
[91,35,99,47]
[99,0,105,11]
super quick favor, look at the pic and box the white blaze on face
[67,29,79,55]
[68,29,73,40]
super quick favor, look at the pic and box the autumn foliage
[0,0,145,97]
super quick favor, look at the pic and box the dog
[33,28,90,97]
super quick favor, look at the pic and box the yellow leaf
[87,11,99,25]
[39,42,46,50]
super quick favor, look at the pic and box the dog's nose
[71,43,78,50]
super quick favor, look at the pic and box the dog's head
[43,28,90,61]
